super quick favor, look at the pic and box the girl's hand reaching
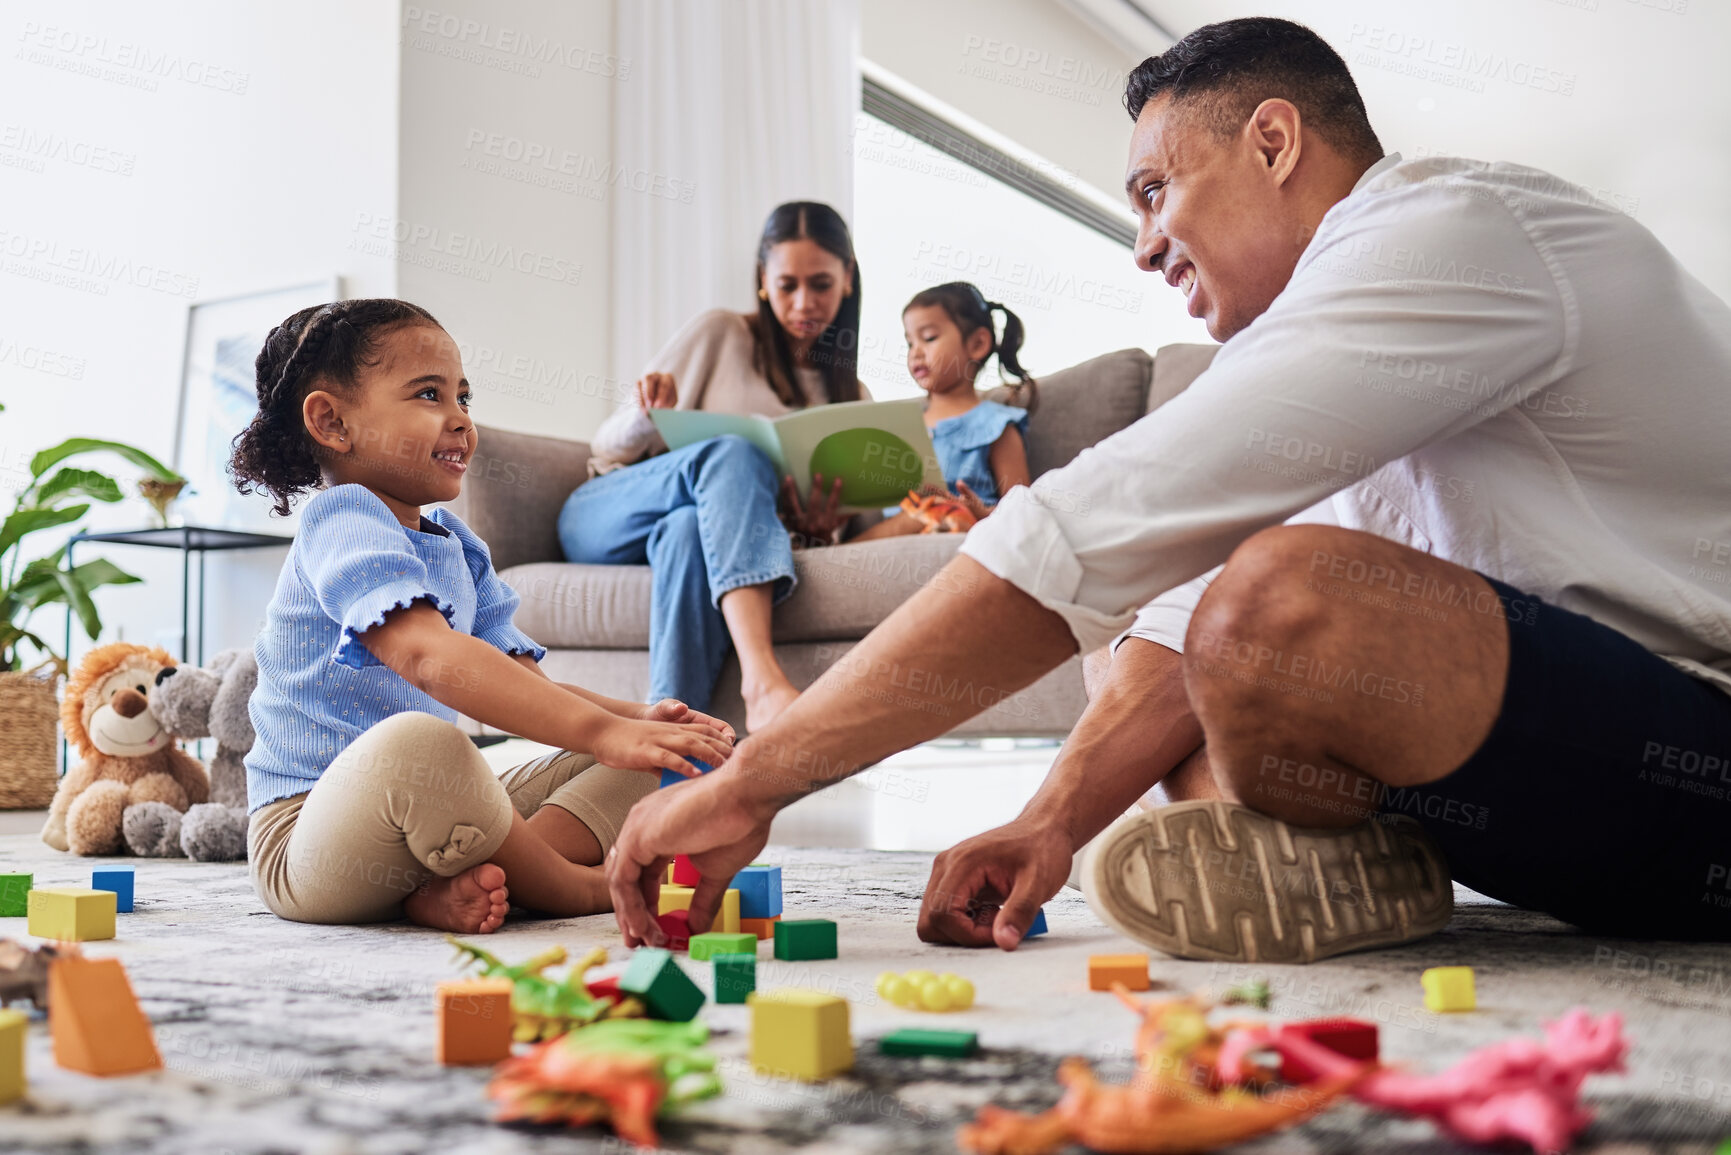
[641,697,736,747]
[781,472,847,544]
[593,716,734,778]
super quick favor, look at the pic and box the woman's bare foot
[404,862,510,933]
[742,678,801,733]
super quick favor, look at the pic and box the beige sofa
[444,342,1218,740]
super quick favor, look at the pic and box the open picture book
[650,398,945,512]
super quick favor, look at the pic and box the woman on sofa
[558,201,866,731]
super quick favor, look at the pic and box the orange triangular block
[49,956,162,1076]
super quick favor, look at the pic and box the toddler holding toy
[857,282,1035,538]
[233,298,733,934]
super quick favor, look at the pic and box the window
[851,103,1212,400]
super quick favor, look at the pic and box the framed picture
[172,278,343,532]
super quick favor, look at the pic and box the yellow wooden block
[658,885,695,915]
[0,1007,24,1105]
[720,888,740,934]
[749,988,852,1081]
[1421,966,1475,1012]
[27,888,116,942]
[666,862,677,885]
[659,886,739,931]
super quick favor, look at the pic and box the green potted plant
[0,408,182,808]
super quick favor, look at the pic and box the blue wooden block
[91,868,135,913]
[732,865,783,919]
[659,759,715,790]
[1025,907,1048,939]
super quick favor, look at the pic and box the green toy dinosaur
[446,936,643,1042]
[488,1018,722,1148]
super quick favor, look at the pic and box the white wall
[0,1,399,670]
[1138,0,1731,302]
[395,0,620,442]
[862,0,1146,206]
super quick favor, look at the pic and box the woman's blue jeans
[557,435,795,712]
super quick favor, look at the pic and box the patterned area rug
[1,834,1728,1153]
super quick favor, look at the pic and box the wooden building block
[689,932,757,962]
[0,873,30,918]
[1088,954,1150,991]
[91,868,135,913]
[773,919,837,961]
[672,854,701,886]
[0,1007,24,1104]
[1276,1018,1379,1081]
[48,956,161,1075]
[1422,966,1476,1012]
[733,865,783,919]
[620,948,705,1022]
[719,888,740,934]
[749,989,851,1081]
[740,916,780,941]
[1024,908,1048,939]
[658,885,695,915]
[879,1027,978,1058]
[436,978,515,1065]
[712,953,756,1004]
[28,888,116,942]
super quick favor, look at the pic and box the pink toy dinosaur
[1218,1008,1627,1153]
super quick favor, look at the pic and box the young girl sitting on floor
[231,298,733,934]
[856,282,1036,539]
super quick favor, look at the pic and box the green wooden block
[879,1028,979,1058]
[619,947,706,1022]
[773,918,837,961]
[689,931,757,962]
[0,873,29,918]
[713,952,756,1004]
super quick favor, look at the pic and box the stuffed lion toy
[41,642,210,857]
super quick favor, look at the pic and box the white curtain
[611,0,860,386]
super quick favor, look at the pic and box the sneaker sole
[1083,800,1453,963]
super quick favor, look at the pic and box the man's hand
[918,816,1075,949]
[591,716,733,778]
[636,372,678,411]
[607,766,775,944]
[640,697,735,747]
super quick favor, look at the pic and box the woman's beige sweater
[589,308,868,477]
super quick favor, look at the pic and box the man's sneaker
[1082,800,1453,963]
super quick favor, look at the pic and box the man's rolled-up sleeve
[961,179,1573,652]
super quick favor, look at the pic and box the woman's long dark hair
[904,281,1038,413]
[752,201,861,407]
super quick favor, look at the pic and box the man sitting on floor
[604,16,1731,960]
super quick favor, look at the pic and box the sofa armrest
[440,425,592,572]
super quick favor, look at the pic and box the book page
[772,399,944,511]
[647,410,788,475]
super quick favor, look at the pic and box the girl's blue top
[887,400,1031,514]
[244,484,545,813]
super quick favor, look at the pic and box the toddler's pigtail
[985,299,1038,415]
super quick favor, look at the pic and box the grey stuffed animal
[123,647,255,861]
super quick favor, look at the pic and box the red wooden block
[672,854,702,886]
[655,909,691,951]
[585,975,622,1004]
[1277,1017,1379,1081]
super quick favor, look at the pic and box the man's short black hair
[1124,18,1382,167]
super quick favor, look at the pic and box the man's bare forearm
[1022,638,1203,850]
[725,555,1077,806]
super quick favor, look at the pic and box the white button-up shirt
[962,154,1731,692]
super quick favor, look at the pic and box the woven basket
[0,661,60,809]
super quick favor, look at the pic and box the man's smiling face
[1125,93,1310,342]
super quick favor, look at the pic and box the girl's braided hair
[904,281,1038,413]
[229,298,441,517]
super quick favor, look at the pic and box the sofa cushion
[986,347,1151,478]
[1147,342,1219,414]
[442,428,592,571]
[503,533,967,649]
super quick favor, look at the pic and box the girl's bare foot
[742,679,801,733]
[404,862,510,933]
